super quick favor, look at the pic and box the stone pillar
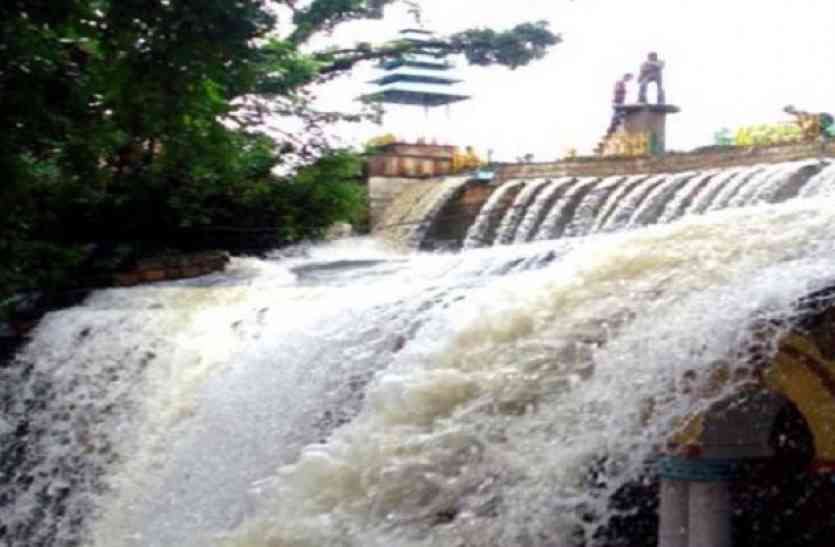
[658,479,690,547]
[688,481,733,547]
[658,455,741,547]
[616,104,681,155]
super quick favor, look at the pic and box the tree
[241,2,561,155]
[0,0,561,300]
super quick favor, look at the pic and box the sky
[305,0,835,161]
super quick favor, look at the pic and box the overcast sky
[308,0,835,161]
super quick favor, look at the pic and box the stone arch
[698,388,814,464]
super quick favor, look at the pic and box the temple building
[360,29,470,109]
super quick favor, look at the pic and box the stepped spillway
[376,159,835,250]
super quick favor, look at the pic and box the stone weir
[372,141,835,250]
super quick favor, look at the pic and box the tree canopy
[0,0,561,301]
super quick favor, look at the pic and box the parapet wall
[495,141,835,181]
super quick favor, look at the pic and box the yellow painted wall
[766,334,835,461]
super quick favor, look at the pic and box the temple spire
[359,29,471,108]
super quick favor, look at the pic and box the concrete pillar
[688,481,733,547]
[616,104,681,154]
[658,479,690,547]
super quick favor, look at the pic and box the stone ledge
[114,251,230,287]
[0,252,232,341]
[617,103,681,115]
[496,141,835,181]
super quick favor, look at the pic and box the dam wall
[494,141,835,181]
[371,141,835,250]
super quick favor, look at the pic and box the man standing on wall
[607,73,633,136]
[638,52,665,104]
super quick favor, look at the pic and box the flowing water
[495,178,552,245]
[3,162,835,547]
[463,181,525,249]
[422,160,834,249]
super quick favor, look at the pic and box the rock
[141,269,167,282]
[114,273,141,287]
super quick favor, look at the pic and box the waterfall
[655,169,720,224]
[378,160,833,251]
[378,177,470,249]
[4,155,835,547]
[798,161,835,197]
[590,174,653,233]
[704,165,774,213]
[214,203,835,547]
[406,177,472,249]
[625,171,697,229]
[747,159,822,205]
[726,162,796,209]
[596,174,668,233]
[682,166,752,215]
[5,197,835,547]
[561,176,627,238]
[512,177,576,243]
[533,178,600,240]
[494,179,552,245]
[462,181,525,249]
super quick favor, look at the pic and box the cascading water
[3,160,835,547]
[408,159,834,249]
[463,180,525,249]
[495,179,552,245]
[376,177,470,249]
[726,162,806,209]
[749,159,822,205]
[679,166,750,215]
[590,174,653,233]
[624,171,697,229]
[561,176,626,238]
[513,177,576,244]
[705,166,773,213]
[654,168,720,224]
[534,178,600,240]
[597,174,669,234]
[799,162,835,197]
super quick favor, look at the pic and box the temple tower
[361,29,470,110]
[362,29,474,228]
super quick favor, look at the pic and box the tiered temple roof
[360,29,470,108]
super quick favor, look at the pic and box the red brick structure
[367,142,456,178]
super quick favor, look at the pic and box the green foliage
[450,21,561,69]
[716,123,804,148]
[291,0,371,44]
[713,128,734,147]
[266,152,368,240]
[0,1,558,300]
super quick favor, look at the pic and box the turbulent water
[3,167,835,546]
